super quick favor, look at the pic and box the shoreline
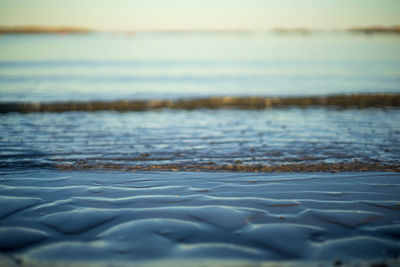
[1,25,399,35]
[2,162,399,173]
[0,25,91,34]
[54,162,400,173]
[1,94,399,113]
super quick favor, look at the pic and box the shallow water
[1,32,400,170]
[1,108,399,170]
[0,32,400,102]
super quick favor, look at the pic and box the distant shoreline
[347,25,400,34]
[0,94,399,113]
[1,25,399,34]
[0,25,92,34]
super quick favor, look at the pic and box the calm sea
[0,31,399,102]
[0,32,399,170]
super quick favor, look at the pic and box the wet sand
[1,94,399,113]
[57,161,400,173]
[0,170,399,266]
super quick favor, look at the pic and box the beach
[0,170,399,266]
[1,106,399,266]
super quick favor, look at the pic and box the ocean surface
[0,31,400,170]
[0,31,399,102]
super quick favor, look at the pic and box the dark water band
[1,94,399,113]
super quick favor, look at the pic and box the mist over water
[0,31,399,102]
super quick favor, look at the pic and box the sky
[0,0,399,31]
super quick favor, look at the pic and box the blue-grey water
[0,32,399,169]
[0,31,399,102]
[1,108,399,169]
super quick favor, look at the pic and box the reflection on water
[1,108,399,170]
[0,32,399,102]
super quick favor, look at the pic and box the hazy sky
[1,0,399,30]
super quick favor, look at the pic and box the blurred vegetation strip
[0,25,92,34]
[347,25,400,34]
[1,94,400,113]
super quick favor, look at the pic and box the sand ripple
[0,170,399,264]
